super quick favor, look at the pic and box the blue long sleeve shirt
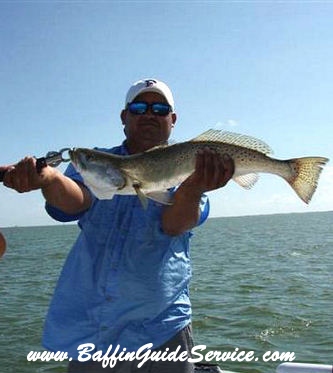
[42,143,209,359]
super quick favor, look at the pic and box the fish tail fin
[285,157,329,204]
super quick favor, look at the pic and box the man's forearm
[42,170,92,215]
[161,185,201,236]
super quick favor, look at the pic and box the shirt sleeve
[197,194,210,226]
[45,163,93,222]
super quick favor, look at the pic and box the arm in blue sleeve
[45,203,87,222]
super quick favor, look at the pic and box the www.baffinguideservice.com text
[27,343,296,368]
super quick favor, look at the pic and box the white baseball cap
[125,78,175,112]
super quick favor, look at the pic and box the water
[0,211,332,373]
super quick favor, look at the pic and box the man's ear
[120,109,127,125]
[171,113,177,126]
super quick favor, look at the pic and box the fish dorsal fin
[143,143,169,154]
[190,129,273,155]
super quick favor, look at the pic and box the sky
[0,1,332,227]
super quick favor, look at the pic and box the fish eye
[85,153,94,162]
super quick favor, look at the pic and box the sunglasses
[127,102,172,116]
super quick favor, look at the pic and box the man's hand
[2,157,92,215]
[162,148,234,236]
[2,156,58,193]
[0,165,11,182]
[181,147,235,195]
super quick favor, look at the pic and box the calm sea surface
[0,211,332,373]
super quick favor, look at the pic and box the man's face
[121,92,177,154]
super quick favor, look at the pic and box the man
[3,79,234,372]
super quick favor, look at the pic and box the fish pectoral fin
[146,191,174,205]
[133,183,149,209]
[133,184,173,208]
[233,173,259,189]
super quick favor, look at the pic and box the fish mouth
[68,149,75,159]
[68,149,77,164]
[69,149,89,170]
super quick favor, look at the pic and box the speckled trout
[69,129,329,207]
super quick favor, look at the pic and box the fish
[69,129,329,208]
